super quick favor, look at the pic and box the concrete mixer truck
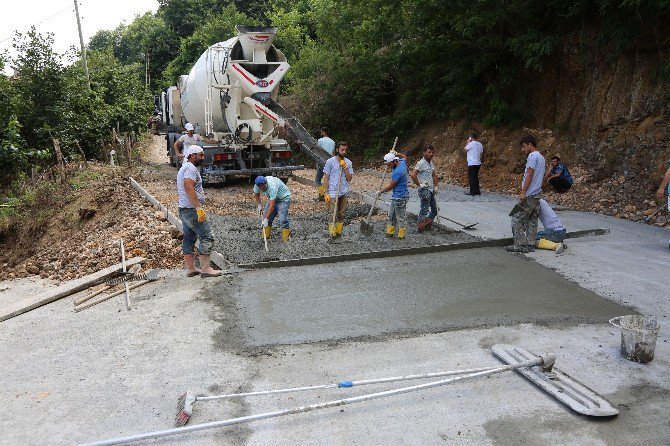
[161,25,331,184]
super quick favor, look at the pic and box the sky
[1,0,159,74]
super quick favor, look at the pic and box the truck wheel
[169,147,177,167]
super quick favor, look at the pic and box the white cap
[184,145,204,160]
[184,123,194,131]
[383,152,399,163]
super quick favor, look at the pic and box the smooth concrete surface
[223,248,631,347]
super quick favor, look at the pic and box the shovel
[432,187,477,230]
[360,166,388,236]
[258,207,268,252]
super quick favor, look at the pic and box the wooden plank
[0,257,144,323]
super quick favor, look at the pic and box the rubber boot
[424,217,434,229]
[198,255,222,277]
[263,226,271,239]
[397,227,407,239]
[335,222,344,237]
[385,225,396,237]
[328,223,336,237]
[417,220,427,233]
[317,185,325,201]
[537,238,561,252]
[282,228,291,242]
[183,254,200,277]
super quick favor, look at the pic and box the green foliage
[161,5,254,85]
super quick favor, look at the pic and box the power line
[0,4,73,46]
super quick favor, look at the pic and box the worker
[508,135,546,253]
[253,175,292,242]
[322,142,354,237]
[545,156,573,193]
[655,160,670,250]
[315,127,336,200]
[410,144,438,232]
[174,123,215,163]
[463,132,483,195]
[176,145,221,277]
[377,151,409,239]
[535,199,566,253]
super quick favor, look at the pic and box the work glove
[339,159,347,168]
[256,204,263,215]
[262,218,269,227]
[324,194,331,204]
[196,207,207,223]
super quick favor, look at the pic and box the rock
[78,207,97,220]
[26,265,40,275]
[154,211,167,221]
[644,208,657,216]
[131,248,144,256]
[169,228,183,239]
[623,205,636,213]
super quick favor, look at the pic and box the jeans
[179,207,215,255]
[267,199,290,229]
[417,188,437,221]
[548,177,572,193]
[537,228,566,242]
[388,197,408,228]
[510,194,542,248]
[315,163,325,185]
[329,195,348,223]
[468,165,481,195]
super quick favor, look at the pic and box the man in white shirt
[463,132,483,195]
[508,135,545,253]
[315,127,336,200]
[174,123,216,164]
[410,145,439,231]
[177,145,221,277]
[322,142,354,237]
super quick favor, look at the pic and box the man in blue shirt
[545,156,573,193]
[253,176,292,242]
[377,152,409,239]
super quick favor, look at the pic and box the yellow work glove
[324,194,331,204]
[196,207,207,223]
[339,159,346,168]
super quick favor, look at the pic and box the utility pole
[73,0,90,90]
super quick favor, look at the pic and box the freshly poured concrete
[219,248,632,348]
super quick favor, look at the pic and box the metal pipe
[78,357,544,446]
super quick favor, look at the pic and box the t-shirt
[414,158,435,189]
[253,176,291,201]
[317,136,336,156]
[522,151,545,197]
[549,162,573,184]
[391,159,409,199]
[538,199,565,231]
[177,162,205,208]
[323,156,354,197]
[465,141,483,166]
[178,134,204,164]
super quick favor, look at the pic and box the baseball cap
[184,145,203,159]
[185,123,194,131]
[255,176,267,185]
[383,153,399,163]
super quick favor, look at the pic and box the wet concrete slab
[217,248,633,349]
[209,203,476,265]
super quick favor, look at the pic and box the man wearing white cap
[377,151,409,239]
[174,123,214,163]
[176,145,221,277]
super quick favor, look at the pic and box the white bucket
[609,315,660,363]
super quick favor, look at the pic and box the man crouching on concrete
[177,145,221,277]
[253,175,292,242]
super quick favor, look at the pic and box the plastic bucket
[609,315,660,363]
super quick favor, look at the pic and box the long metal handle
[331,169,344,229]
[366,167,388,219]
[120,240,131,310]
[78,357,545,446]
[196,364,501,401]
